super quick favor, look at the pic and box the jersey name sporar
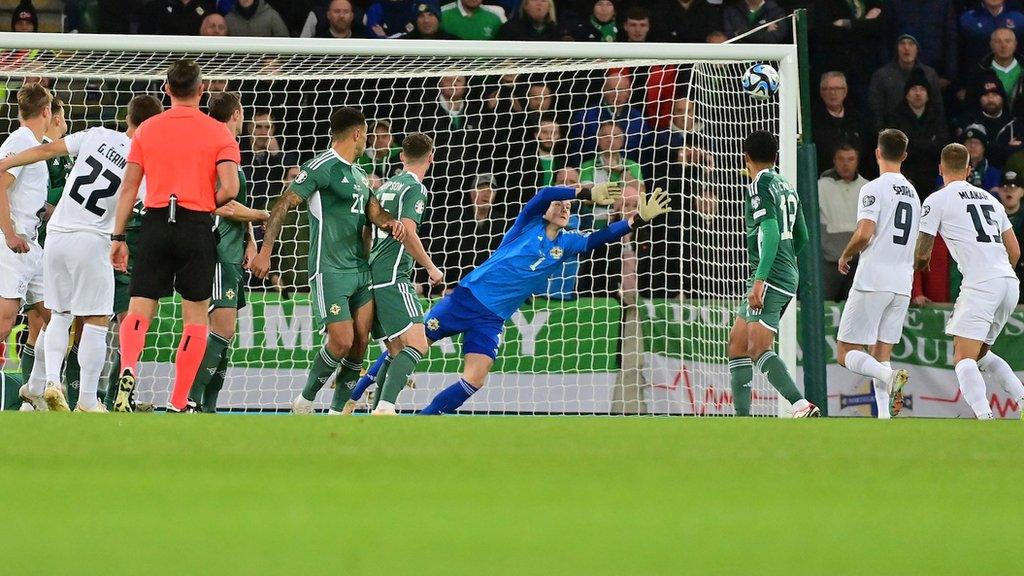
[48,127,131,235]
[0,126,48,239]
[214,168,248,264]
[920,180,1017,288]
[291,149,371,275]
[369,171,428,286]
[853,172,920,296]
[745,168,800,295]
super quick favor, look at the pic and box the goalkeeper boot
[291,394,314,415]
[792,402,821,418]
[75,403,108,413]
[888,369,909,418]
[371,401,398,416]
[18,385,48,411]
[114,369,137,413]
[43,381,71,412]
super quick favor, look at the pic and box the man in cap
[869,34,944,131]
[962,124,1003,192]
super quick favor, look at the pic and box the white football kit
[837,172,921,345]
[920,181,1020,344]
[0,126,48,304]
[43,127,133,315]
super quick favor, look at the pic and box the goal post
[0,33,804,415]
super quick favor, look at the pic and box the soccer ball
[742,64,780,100]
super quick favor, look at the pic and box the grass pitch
[1,415,1020,575]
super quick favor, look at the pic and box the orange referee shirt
[127,105,241,213]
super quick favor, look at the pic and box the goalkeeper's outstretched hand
[588,181,623,206]
[634,187,671,226]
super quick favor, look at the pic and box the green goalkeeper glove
[587,181,623,206]
[635,187,671,226]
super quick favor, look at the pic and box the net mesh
[0,44,787,415]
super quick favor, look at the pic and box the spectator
[868,34,944,131]
[818,143,868,301]
[650,0,720,43]
[811,0,884,107]
[656,97,703,149]
[357,119,401,187]
[618,6,650,42]
[525,83,555,115]
[581,121,645,190]
[974,27,1024,115]
[200,12,229,35]
[953,77,1011,141]
[265,0,322,36]
[405,3,456,38]
[887,0,957,85]
[813,71,868,175]
[225,0,289,36]
[501,114,566,210]
[569,71,649,164]
[498,0,559,41]
[569,0,618,42]
[959,1,1024,66]
[999,170,1024,301]
[365,0,417,38]
[441,0,507,40]
[10,1,37,32]
[961,124,1003,192]
[722,0,789,44]
[884,71,949,197]
[139,0,216,35]
[706,29,727,43]
[241,110,297,211]
[307,0,363,38]
[436,173,508,286]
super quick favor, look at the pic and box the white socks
[873,361,892,420]
[955,359,993,419]
[76,323,108,410]
[844,350,894,384]
[44,312,73,385]
[27,328,47,396]
[977,352,1024,402]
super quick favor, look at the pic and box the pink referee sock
[170,324,209,410]
[119,313,150,375]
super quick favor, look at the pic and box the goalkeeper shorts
[423,286,504,360]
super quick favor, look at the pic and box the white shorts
[0,236,44,306]
[837,289,910,346]
[947,277,1020,345]
[43,230,114,316]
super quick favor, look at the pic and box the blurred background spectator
[959,1,1024,67]
[1000,170,1024,301]
[961,124,1003,191]
[224,0,289,36]
[200,11,229,35]
[568,0,617,42]
[818,143,867,301]
[618,6,649,42]
[723,0,789,44]
[364,0,417,37]
[405,3,455,39]
[869,34,944,132]
[140,0,216,35]
[886,0,958,88]
[441,0,506,40]
[357,118,402,188]
[499,0,559,41]
[814,71,869,175]
[885,71,949,197]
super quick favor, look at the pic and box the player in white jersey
[0,95,164,412]
[914,143,1023,419]
[0,83,56,411]
[835,129,919,419]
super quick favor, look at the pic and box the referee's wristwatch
[110,233,127,242]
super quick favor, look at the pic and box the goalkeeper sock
[76,324,107,411]
[188,332,230,407]
[65,345,82,409]
[104,348,121,411]
[170,324,208,410]
[351,351,390,402]
[44,312,72,385]
[978,351,1024,402]
[19,344,34,384]
[330,358,364,412]
[728,357,753,416]
[379,347,423,406]
[955,359,993,419]
[202,349,231,413]
[419,378,478,415]
[755,351,803,405]
[118,313,150,375]
[872,361,892,420]
[302,347,341,402]
[27,329,47,396]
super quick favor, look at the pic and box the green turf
[1,415,1020,575]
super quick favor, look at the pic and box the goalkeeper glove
[586,181,623,206]
[634,187,671,227]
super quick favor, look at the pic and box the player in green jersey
[187,92,270,413]
[342,133,443,416]
[726,131,819,418]
[251,107,412,414]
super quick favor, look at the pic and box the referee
[110,59,241,412]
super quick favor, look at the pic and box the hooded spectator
[884,71,949,197]
[498,0,559,40]
[650,0,720,43]
[10,1,37,32]
[225,0,289,36]
[404,2,455,38]
[722,0,789,44]
[868,34,944,130]
[886,0,958,84]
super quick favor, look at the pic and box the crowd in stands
[8,0,1024,306]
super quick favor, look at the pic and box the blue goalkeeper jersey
[460,186,631,320]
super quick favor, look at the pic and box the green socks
[65,345,82,410]
[370,359,391,410]
[302,347,342,402]
[189,333,230,408]
[202,347,231,413]
[329,358,363,411]
[20,344,34,384]
[378,347,423,406]
[104,348,120,411]
[755,351,803,405]
[729,357,753,416]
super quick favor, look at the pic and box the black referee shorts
[130,206,217,303]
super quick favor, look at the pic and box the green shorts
[310,269,373,329]
[113,271,131,316]
[736,281,793,333]
[211,262,246,310]
[371,280,424,340]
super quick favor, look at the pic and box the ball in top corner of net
[741,63,781,101]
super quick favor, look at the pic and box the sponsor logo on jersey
[295,170,308,184]
[549,246,563,260]
[330,303,341,315]
[426,318,440,331]
[415,200,425,215]
[862,195,876,207]
[922,205,931,217]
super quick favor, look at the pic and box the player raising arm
[834,129,918,419]
[250,107,414,414]
[417,181,664,415]
[726,131,819,417]
[913,143,1023,420]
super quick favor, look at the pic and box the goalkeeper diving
[406,181,671,414]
